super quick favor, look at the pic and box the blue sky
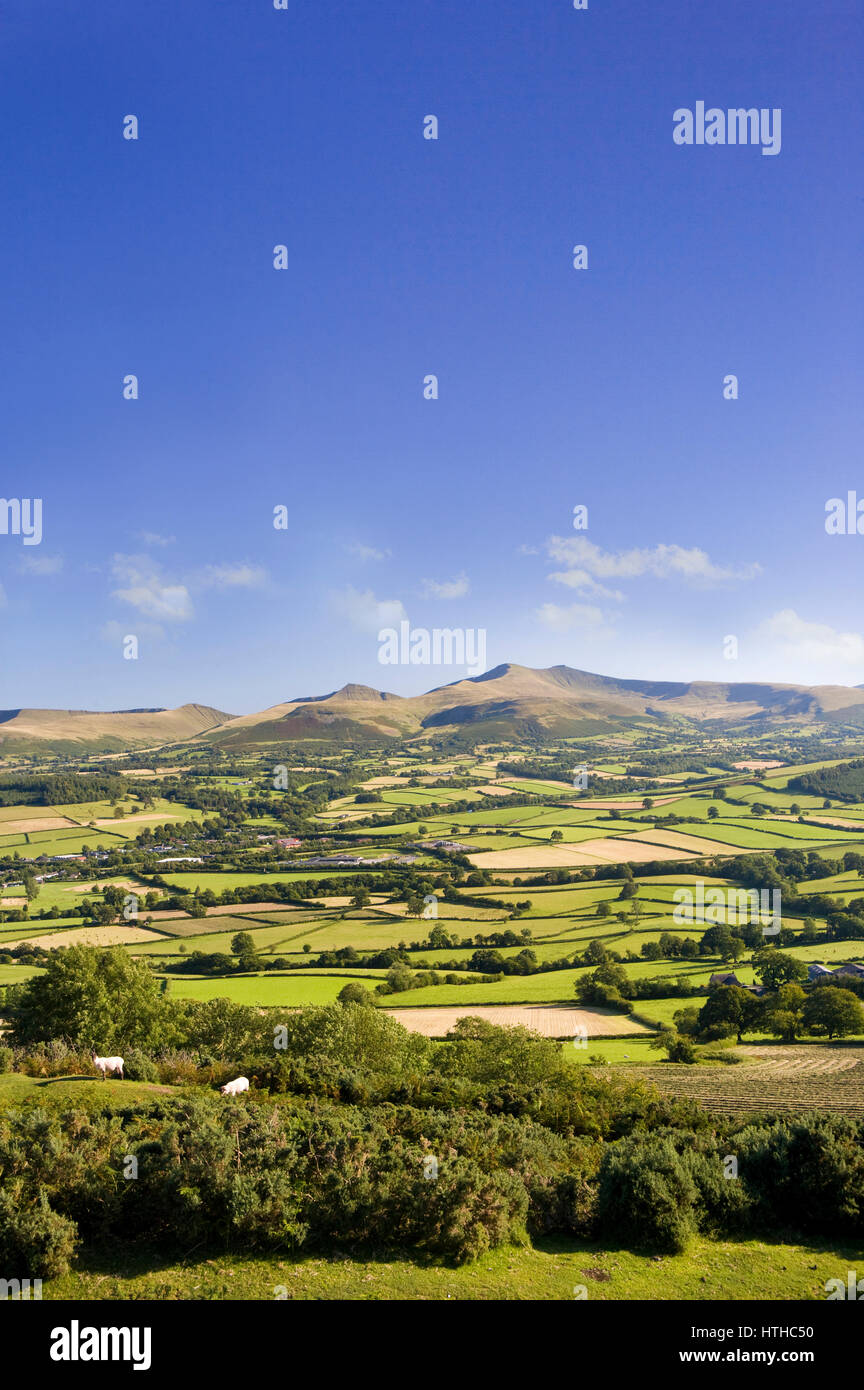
[1,0,861,712]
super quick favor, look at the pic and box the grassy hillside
[44,1235,863,1302]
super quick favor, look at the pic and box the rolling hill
[0,703,232,754]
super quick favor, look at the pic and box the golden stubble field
[2,923,168,949]
[383,1003,652,1038]
[468,839,700,869]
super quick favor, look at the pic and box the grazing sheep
[220,1076,250,1096]
[92,1053,124,1079]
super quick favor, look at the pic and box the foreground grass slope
[46,1236,864,1302]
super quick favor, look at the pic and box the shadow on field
[37,1074,103,1085]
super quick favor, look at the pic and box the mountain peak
[468,662,524,683]
[293,683,397,704]
[332,683,394,702]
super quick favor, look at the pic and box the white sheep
[92,1053,124,1079]
[220,1076,250,1096]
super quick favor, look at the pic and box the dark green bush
[678,1141,750,1234]
[0,1191,79,1279]
[596,1134,699,1252]
[122,1049,159,1083]
[733,1114,864,1234]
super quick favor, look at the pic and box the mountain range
[4,664,864,753]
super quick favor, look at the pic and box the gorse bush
[597,1134,699,1253]
[0,1191,78,1280]
[732,1114,864,1235]
[122,1049,160,1084]
[16,1039,91,1078]
[0,1096,542,1271]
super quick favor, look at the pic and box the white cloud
[758,609,864,669]
[545,537,761,592]
[419,572,470,599]
[109,555,270,623]
[546,568,624,601]
[535,601,612,633]
[347,543,391,562]
[199,563,267,590]
[18,554,63,576]
[334,586,408,633]
[111,555,193,622]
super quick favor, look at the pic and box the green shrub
[408,1159,528,1263]
[155,1051,203,1086]
[0,1047,14,1074]
[597,1134,699,1252]
[0,1192,79,1280]
[680,1145,750,1233]
[733,1114,864,1235]
[17,1040,90,1077]
[666,1036,698,1064]
[122,1049,159,1083]
[336,984,375,1007]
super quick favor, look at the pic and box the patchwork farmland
[3,723,864,1304]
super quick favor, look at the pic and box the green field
[0,964,44,984]
[131,920,329,956]
[165,973,371,1005]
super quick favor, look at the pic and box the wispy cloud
[111,554,193,622]
[419,572,470,600]
[198,563,267,590]
[546,569,624,601]
[18,553,63,576]
[535,601,613,634]
[545,537,761,595]
[347,543,391,562]
[333,586,407,633]
[140,531,176,548]
[110,554,270,624]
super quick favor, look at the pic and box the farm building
[807,963,834,982]
[707,972,765,997]
[810,962,864,985]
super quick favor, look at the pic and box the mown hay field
[629,1045,864,1117]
